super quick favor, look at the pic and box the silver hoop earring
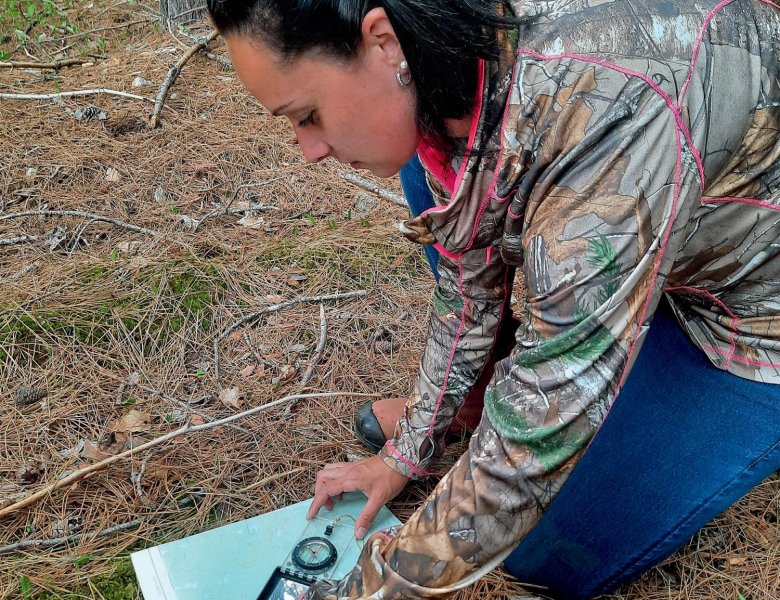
[396,59,412,87]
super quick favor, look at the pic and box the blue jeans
[399,154,780,599]
[399,154,440,280]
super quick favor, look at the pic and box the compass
[290,536,338,572]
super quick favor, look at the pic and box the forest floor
[1,2,778,599]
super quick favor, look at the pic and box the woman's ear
[360,7,404,66]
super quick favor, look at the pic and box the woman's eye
[298,112,315,128]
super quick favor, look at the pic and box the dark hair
[207,0,517,150]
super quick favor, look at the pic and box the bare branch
[0,519,142,555]
[149,29,220,128]
[0,390,379,520]
[0,235,39,246]
[0,58,88,70]
[300,304,328,388]
[341,171,407,207]
[0,210,186,245]
[214,290,368,380]
[0,89,152,102]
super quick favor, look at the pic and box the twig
[132,454,155,509]
[214,290,368,380]
[0,235,39,246]
[300,304,327,388]
[169,5,207,21]
[0,58,88,70]
[149,29,220,128]
[55,19,151,42]
[67,217,96,257]
[341,171,407,207]
[0,210,186,245]
[134,382,251,436]
[193,178,284,232]
[0,89,152,102]
[242,331,279,371]
[0,390,378,520]
[0,519,142,555]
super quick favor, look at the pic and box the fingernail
[356,527,367,539]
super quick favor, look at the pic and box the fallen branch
[0,519,142,555]
[214,290,368,380]
[0,391,377,520]
[0,58,88,70]
[0,210,186,246]
[134,382,251,436]
[149,29,220,128]
[341,172,407,207]
[0,89,152,102]
[56,19,152,42]
[300,304,327,388]
[0,235,39,246]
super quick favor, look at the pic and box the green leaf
[327,219,338,230]
[26,4,35,18]
[304,212,316,225]
[122,395,137,406]
[0,51,10,62]
[74,554,94,566]
[15,29,29,42]
[19,576,32,597]
[195,368,205,378]
[110,247,120,260]
[737,593,747,600]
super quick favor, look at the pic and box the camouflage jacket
[309,0,780,597]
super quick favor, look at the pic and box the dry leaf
[219,387,243,408]
[116,240,141,254]
[264,294,285,303]
[227,328,245,342]
[239,364,256,378]
[82,440,114,461]
[109,409,152,434]
[190,415,205,426]
[275,365,296,384]
[105,167,122,183]
[236,215,266,229]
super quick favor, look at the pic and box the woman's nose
[296,131,332,164]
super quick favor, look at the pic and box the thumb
[355,494,384,540]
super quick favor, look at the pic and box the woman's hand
[306,455,409,539]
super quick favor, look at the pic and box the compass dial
[290,536,337,572]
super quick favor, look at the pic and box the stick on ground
[341,172,408,207]
[0,89,152,102]
[0,58,89,70]
[214,290,367,380]
[0,390,378,520]
[149,29,220,128]
[0,210,187,245]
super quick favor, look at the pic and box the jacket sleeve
[378,241,513,479]
[306,59,704,598]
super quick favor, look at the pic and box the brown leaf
[219,387,243,409]
[83,440,115,461]
[239,364,256,378]
[190,414,206,426]
[109,409,152,434]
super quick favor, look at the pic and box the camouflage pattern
[307,0,780,597]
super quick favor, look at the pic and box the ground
[0,2,778,599]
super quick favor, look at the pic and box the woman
[206,0,780,598]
